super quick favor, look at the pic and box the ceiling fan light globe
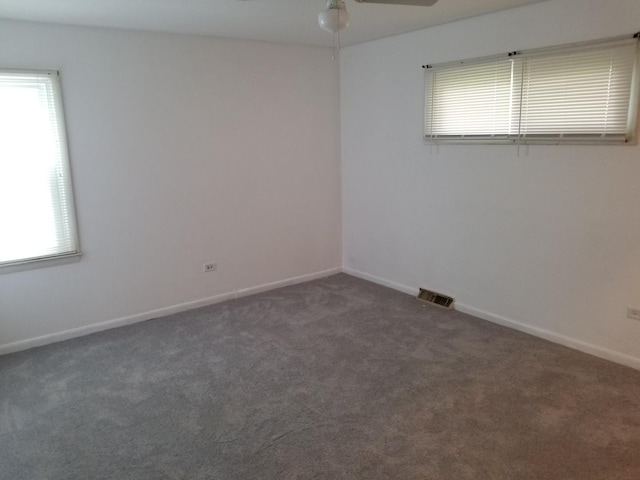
[318,9,350,33]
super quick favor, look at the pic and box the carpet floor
[1,274,639,480]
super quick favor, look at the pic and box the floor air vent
[417,288,454,309]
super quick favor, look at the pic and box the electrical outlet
[627,306,640,321]
[203,262,217,273]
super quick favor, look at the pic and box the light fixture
[318,0,350,34]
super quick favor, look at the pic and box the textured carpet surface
[1,274,640,480]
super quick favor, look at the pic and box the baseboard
[456,303,640,370]
[235,267,342,298]
[343,267,417,296]
[0,266,342,356]
[343,267,640,371]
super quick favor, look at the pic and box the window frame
[423,34,640,146]
[0,69,82,273]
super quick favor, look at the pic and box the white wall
[341,0,640,368]
[0,20,342,350]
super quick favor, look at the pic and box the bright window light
[0,70,80,268]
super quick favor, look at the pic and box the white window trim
[0,252,82,276]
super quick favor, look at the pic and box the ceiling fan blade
[354,0,437,5]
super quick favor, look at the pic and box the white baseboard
[343,267,640,371]
[455,303,640,371]
[235,267,342,298]
[0,267,342,356]
[6,265,639,371]
[343,267,418,296]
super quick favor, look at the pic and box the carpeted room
[2,0,640,479]
[3,275,640,479]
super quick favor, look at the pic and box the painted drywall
[0,20,342,349]
[341,0,640,367]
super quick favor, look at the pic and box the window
[424,35,640,144]
[0,70,80,269]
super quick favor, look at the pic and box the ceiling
[0,0,547,47]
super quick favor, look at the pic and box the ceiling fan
[318,0,438,34]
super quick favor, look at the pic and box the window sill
[0,252,83,275]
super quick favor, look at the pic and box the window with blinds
[0,70,80,269]
[424,35,640,144]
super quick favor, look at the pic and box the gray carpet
[1,274,640,480]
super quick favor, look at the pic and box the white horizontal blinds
[424,35,640,144]
[0,71,79,265]
[519,41,637,141]
[425,59,521,140]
